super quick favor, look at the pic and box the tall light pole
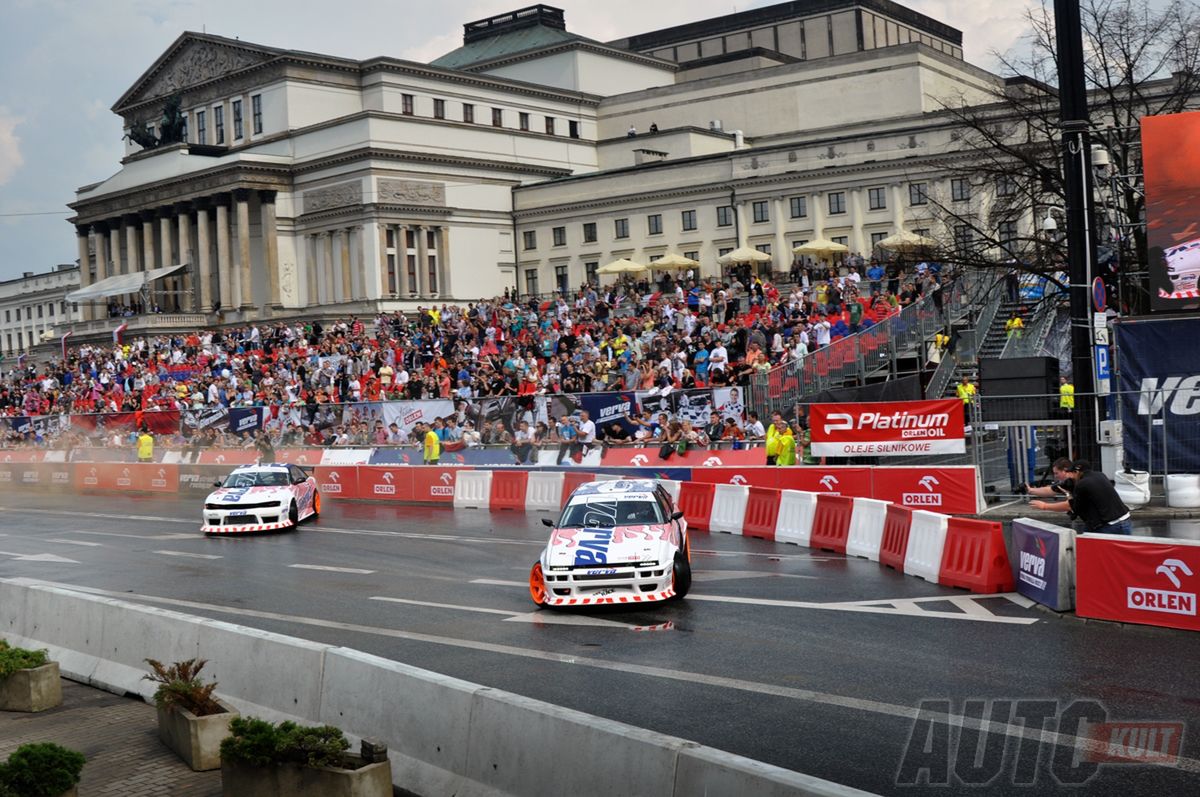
[1054,0,1100,464]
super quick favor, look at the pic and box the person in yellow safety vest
[136,427,154,463]
[765,411,784,465]
[423,420,442,465]
[1005,313,1024,339]
[1059,376,1075,413]
[956,375,977,406]
[774,419,797,466]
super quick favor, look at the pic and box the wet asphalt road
[1,492,1198,796]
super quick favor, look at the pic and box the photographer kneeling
[1030,460,1132,535]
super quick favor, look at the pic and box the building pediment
[113,32,282,113]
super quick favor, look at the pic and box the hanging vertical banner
[809,399,965,456]
[1115,317,1200,473]
[1142,112,1200,311]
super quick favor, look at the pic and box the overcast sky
[0,0,1038,281]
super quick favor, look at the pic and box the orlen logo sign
[702,456,724,467]
[116,468,132,488]
[374,471,396,495]
[903,475,942,507]
[1128,559,1196,616]
[151,468,168,488]
[84,467,99,486]
[729,474,748,485]
[322,471,343,494]
[630,454,649,467]
[823,409,951,439]
[430,472,454,496]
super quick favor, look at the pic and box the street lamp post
[1054,0,1101,465]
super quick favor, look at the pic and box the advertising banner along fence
[1011,518,1075,611]
[809,399,965,457]
[1077,534,1200,632]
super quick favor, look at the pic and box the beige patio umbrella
[717,246,773,266]
[597,258,648,275]
[792,238,850,258]
[876,230,938,252]
[648,252,700,269]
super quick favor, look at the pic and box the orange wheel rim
[529,562,548,605]
[314,493,321,513]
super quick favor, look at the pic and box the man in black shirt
[1031,461,1131,534]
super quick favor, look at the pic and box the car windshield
[558,499,663,528]
[221,471,290,488]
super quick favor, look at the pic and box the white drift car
[202,464,320,534]
[529,479,691,607]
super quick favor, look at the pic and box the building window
[180,114,188,141]
[25,307,31,319]
[951,178,971,202]
[522,230,537,250]
[681,210,697,231]
[585,262,598,284]
[914,228,930,237]
[755,243,771,255]
[196,110,206,144]
[407,253,418,293]
[752,200,770,223]
[433,99,445,119]
[252,94,263,134]
[213,105,224,144]
[552,226,566,247]
[555,264,569,295]
[789,196,807,218]
[828,192,846,214]
[232,99,243,139]
[582,222,597,243]
[683,251,699,262]
[525,268,539,296]
[647,214,663,235]
[519,112,530,131]
[792,239,808,250]
[868,187,887,210]
[614,218,630,239]
[954,225,974,248]
[48,303,55,317]
[386,254,398,295]
[568,120,580,138]
[545,116,556,135]
[402,94,414,115]
[3,310,8,323]
[463,104,475,123]
[998,219,1019,248]
[870,231,889,247]
[997,175,1017,197]
[491,107,503,127]
[909,183,928,206]
[718,247,734,257]
[36,305,43,319]
[716,205,733,227]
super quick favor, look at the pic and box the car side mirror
[541,518,554,527]
[213,481,222,488]
[671,510,684,521]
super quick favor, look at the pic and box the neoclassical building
[67,1,1005,328]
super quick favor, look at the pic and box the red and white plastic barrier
[709,484,750,535]
[904,510,950,584]
[775,490,817,546]
[845,498,890,561]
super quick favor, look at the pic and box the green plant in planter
[0,640,49,679]
[0,742,86,797]
[143,658,224,716]
[221,717,350,769]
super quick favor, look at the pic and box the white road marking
[0,507,193,524]
[14,577,1194,774]
[311,527,541,546]
[690,570,818,582]
[72,531,198,541]
[370,596,642,628]
[0,551,79,564]
[45,539,104,547]
[290,564,376,574]
[155,550,223,560]
[948,596,995,618]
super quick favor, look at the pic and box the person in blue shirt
[867,264,885,296]
[693,348,709,383]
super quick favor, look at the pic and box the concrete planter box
[156,699,238,771]
[221,755,392,797]
[0,661,62,712]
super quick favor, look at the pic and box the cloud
[0,109,24,186]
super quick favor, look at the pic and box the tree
[918,0,1200,314]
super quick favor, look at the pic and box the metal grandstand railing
[748,270,978,415]
[999,292,1066,359]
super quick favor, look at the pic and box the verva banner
[869,466,980,515]
[809,399,965,456]
[1077,535,1200,632]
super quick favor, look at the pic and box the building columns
[353,225,366,301]
[340,228,353,302]
[234,189,253,309]
[772,197,788,272]
[435,226,450,299]
[305,234,318,307]
[159,208,175,310]
[75,227,92,321]
[214,195,232,312]
[811,193,825,241]
[322,232,335,305]
[109,222,124,277]
[140,211,156,275]
[195,199,213,313]
[735,203,749,249]
[849,188,866,256]
[890,183,905,232]
[416,225,429,298]
[175,203,193,313]
[259,190,280,306]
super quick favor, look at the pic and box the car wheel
[528,561,549,607]
[288,501,299,526]
[312,490,321,518]
[671,552,692,600]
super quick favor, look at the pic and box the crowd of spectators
[0,259,949,451]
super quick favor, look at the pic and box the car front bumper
[541,563,676,606]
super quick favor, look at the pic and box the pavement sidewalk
[0,677,220,796]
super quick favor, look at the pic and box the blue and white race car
[202,464,320,534]
[529,479,691,607]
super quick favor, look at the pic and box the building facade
[0,265,81,358]
[68,1,1020,324]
